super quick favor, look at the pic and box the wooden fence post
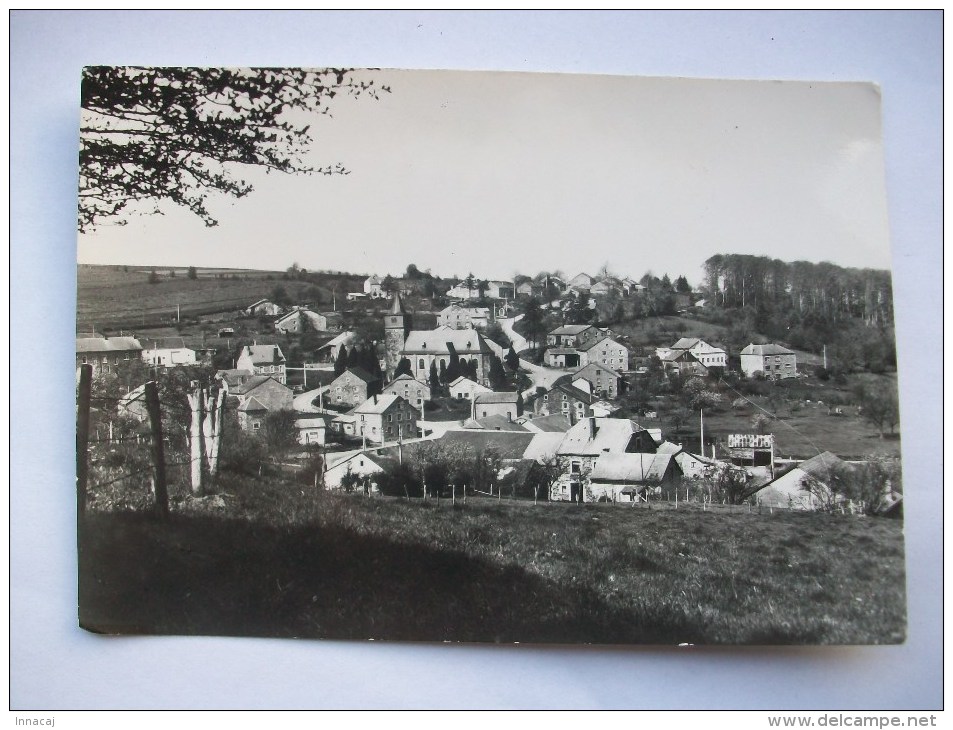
[203,385,226,482]
[144,381,169,518]
[76,364,92,518]
[187,384,205,495]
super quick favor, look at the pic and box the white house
[449,376,493,400]
[246,299,282,316]
[236,344,287,384]
[364,275,386,298]
[661,338,727,369]
[296,414,328,446]
[437,304,491,330]
[141,346,197,367]
[753,451,846,510]
[586,452,682,502]
[446,283,481,300]
[323,450,389,492]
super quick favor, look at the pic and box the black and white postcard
[76,67,904,644]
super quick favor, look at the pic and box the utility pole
[823,344,827,370]
[76,364,92,518]
[144,380,169,517]
[699,408,705,457]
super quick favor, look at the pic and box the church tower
[383,291,410,381]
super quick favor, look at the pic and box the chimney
[588,416,597,440]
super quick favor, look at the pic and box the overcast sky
[78,68,891,285]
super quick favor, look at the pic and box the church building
[383,293,495,386]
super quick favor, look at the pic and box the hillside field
[79,483,906,645]
[76,264,364,331]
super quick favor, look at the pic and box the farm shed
[753,451,847,510]
[586,452,682,503]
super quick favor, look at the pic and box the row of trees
[333,343,383,382]
[703,254,893,326]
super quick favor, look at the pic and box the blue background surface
[9,10,942,709]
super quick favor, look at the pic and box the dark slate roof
[242,344,285,364]
[524,414,572,432]
[231,375,285,396]
[464,416,528,432]
[549,381,595,405]
[338,366,378,384]
[474,391,520,405]
[741,343,795,356]
[549,324,594,336]
[76,336,142,354]
[578,335,624,352]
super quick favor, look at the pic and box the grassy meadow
[76,265,364,331]
[79,479,906,645]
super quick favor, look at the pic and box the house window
[543,394,549,401]
[81,357,87,364]
[419,359,425,369]
[253,422,261,430]
[388,415,393,422]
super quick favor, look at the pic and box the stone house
[349,394,419,445]
[274,307,343,334]
[740,343,797,380]
[571,362,623,399]
[534,379,595,422]
[228,375,293,433]
[236,344,287,384]
[382,373,431,408]
[546,324,600,348]
[76,336,143,377]
[578,336,629,372]
[552,417,660,502]
[327,367,381,408]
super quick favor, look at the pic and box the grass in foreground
[79,479,906,645]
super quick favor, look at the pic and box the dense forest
[701,254,896,374]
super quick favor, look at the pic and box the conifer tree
[395,357,413,378]
[489,355,507,390]
[334,345,348,376]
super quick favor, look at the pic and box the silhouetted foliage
[79,66,389,230]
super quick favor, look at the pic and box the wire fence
[79,368,223,514]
